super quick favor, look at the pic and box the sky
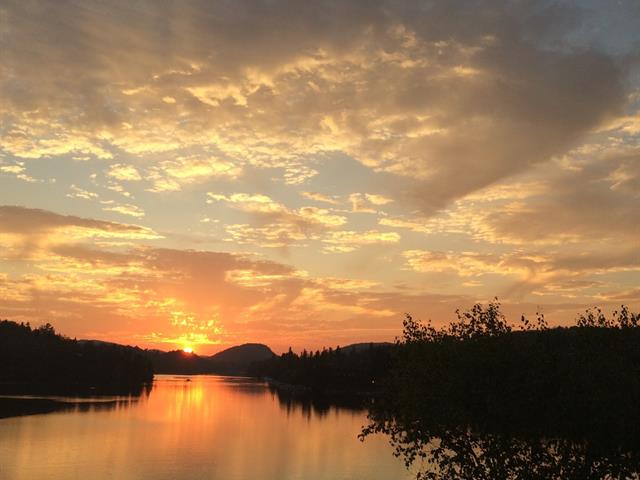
[0,0,639,354]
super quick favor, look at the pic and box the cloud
[1,0,632,210]
[365,194,393,205]
[208,193,360,248]
[208,192,346,229]
[378,216,431,233]
[0,2,638,349]
[0,205,158,239]
[0,160,38,182]
[403,250,506,277]
[301,191,339,205]
[207,193,288,215]
[107,163,142,181]
[0,205,428,351]
[379,147,639,251]
[224,223,311,249]
[323,230,401,253]
[147,156,243,192]
[0,165,24,174]
[67,185,99,200]
[596,288,640,303]
[478,151,640,245]
[298,207,347,227]
[1,205,634,351]
[349,193,393,213]
[102,202,145,218]
[600,110,640,135]
[403,247,640,300]
[0,205,160,261]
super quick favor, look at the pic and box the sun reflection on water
[0,376,409,480]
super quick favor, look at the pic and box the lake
[0,375,409,480]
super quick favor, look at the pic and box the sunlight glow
[182,347,193,354]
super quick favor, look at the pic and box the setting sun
[1,1,639,478]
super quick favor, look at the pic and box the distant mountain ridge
[145,342,393,376]
[147,343,276,375]
[210,343,275,365]
[51,335,392,377]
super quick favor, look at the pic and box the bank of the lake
[0,375,410,480]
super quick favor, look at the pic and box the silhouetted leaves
[362,301,640,479]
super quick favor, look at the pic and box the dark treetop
[361,301,640,480]
[0,320,153,396]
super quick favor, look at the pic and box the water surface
[0,375,409,480]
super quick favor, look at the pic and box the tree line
[248,343,394,395]
[360,300,640,479]
[0,320,153,395]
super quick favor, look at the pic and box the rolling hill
[147,343,276,375]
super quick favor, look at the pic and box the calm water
[0,375,409,480]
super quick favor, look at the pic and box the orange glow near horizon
[0,1,638,355]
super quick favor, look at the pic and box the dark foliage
[361,301,640,479]
[268,384,367,417]
[147,343,275,375]
[361,423,640,480]
[146,350,216,375]
[0,396,140,419]
[248,342,394,395]
[0,320,153,395]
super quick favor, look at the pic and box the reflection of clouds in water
[1,1,639,352]
[1,374,411,480]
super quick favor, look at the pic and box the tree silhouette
[361,301,640,480]
[0,319,153,396]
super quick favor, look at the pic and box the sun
[182,346,193,354]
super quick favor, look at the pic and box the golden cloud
[208,192,347,230]
[107,163,142,181]
[0,206,437,352]
[323,230,401,253]
[1,0,628,212]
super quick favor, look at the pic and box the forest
[0,320,153,395]
[248,342,394,396]
[359,301,640,479]
[246,300,640,477]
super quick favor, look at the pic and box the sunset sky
[1,0,639,354]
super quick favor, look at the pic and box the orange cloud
[0,206,431,352]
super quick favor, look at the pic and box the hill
[210,343,275,373]
[147,343,276,375]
